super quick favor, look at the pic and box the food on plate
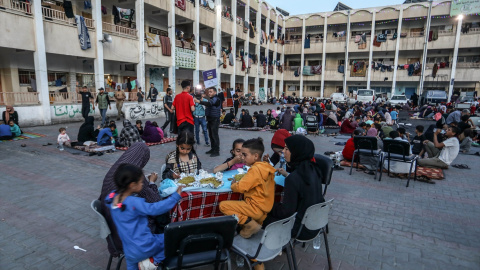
[233,174,245,181]
[200,177,222,188]
[177,176,195,186]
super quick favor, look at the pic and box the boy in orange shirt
[219,137,276,239]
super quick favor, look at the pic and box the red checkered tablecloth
[170,185,284,222]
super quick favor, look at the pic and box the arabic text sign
[450,0,480,16]
[202,69,218,88]
[175,48,196,69]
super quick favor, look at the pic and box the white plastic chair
[290,199,334,270]
[231,213,297,269]
[91,200,125,270]
[160,164,166,180]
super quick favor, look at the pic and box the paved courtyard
[0,104,479,270]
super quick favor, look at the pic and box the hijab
[285,135,323,186]
[328,112,338,124]
[119,119,142,147]
[77,116,95,142]
[4,106,14,123]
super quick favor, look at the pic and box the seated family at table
[100,129,326,270]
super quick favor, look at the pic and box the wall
[0,13,35,51]
[43,22,96,58]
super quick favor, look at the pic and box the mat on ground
[0,132,46,143]
[219,124,270,131]
[115,137,176,151]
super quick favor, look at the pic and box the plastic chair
[314,154,333,196]
[90,200,125,270]
[349,136,383,180]
[381,140,418,187]
[231,213,297,270]
[160,164,166,180]
[161,216,237,270]
[290,199,334,270]
[305,115,319,135]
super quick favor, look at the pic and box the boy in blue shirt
[390,108,398,124]
[97,124,116,146]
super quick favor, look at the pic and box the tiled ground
[0,104,479,270]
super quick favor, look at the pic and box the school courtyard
[0,104,479,270]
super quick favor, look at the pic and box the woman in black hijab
[263,135,325,240]
[77,116,99,144]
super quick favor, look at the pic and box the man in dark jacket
[147,83,158,102]
[195,87,221,157]
[256,110,267,128]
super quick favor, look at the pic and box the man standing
[233,89,240,116]
[95,87,111,127]
[161,88,174,135]
[195,87,221,157]
[172,80,195,134]
[217,88,225,109]
[80,86,94,121]
[147,83,158,102]
[137,86,145,102]
[114,85,126,120]
[193,93,210,147]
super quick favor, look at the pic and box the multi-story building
[0,0,478,125]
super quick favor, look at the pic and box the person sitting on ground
[446,109,469,125]
[220,109,226,123]
[141,121,162,143]
[418,126,460,169]
[397,127,409,141]
[279,107,294,131]
[57,127,71,149]
[8,119,21,137]
[219,138,276,241]
[293,113,304,131]
[104,163,183,269]
[411,125,426,155]
[213,139,245,173]
[0,121,13,140]
[262,135,326,241]
[350,116,360,130]
[152,121,164,140]
[162,131,201,180]
[222,108,235,124]
[459,128,474,153]
[266,109,274,123]
[326,112,338,126]
[366,123,377,137]
[136,120,144,135]
[118,120,143,147]
[2,105,19,127]
[340,115,356,134]
[342,130,361,162]
[457,114,472,135]
[97,124,115,146]
[256,110,267,128]
[357,122,367,135]
[77,116,99,144]
[109,120,119,140]
[239,109,254,128]
[375,123,384,139]
[385,110,393,126]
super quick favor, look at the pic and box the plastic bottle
[58,143,64,151]
[236,255,244,267]
[111,138,115,145]
[313,235,322,250]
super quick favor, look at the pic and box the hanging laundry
[84,1,92,10]
[302,66,313,76]
[432,30,438,41]
[391,32,397,40]
[159,36,171,56]
[229,53,234,66]
[354,35,361,43]
[338,65,344,73]
[432,63,438,78]
[311,65,322,75]
[249,22,256,39]
[101,6,107,15]
[112,5,121,24]
[428,31,433,42]
[64,1,74,19]
[400,33,407,38]
[373,36,381,47]
[404,64,409,69]
[75,15,91,50]
[377,34,387,42]
[146,33,161,47]
[176,0,186,11]
[440,62,446,68]
[304,34,310,49]
[337,31,345,37]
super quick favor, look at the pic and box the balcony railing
[326,36,346,42]
[175,39,195,50]
[103,22,137,38]
[438,29,454,36]
[0,0,32,14]
[42,7,94,28]
[462,27,480,35]
[409,32,424,37]
[200,5,215,14]
[0,92,39,106]
[285,39,301,44]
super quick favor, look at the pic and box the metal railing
[409,32,424,37]
[0,0,32,14]
[0,92,39,106]
[438,29,454,36]
[103,22,137,37]
[285,39,301,44]
[42,7,94,28]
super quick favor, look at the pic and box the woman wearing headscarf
[141,121,162,143]
[385,111,393,126]
[2,105,19,126]
[77,116,99,144]
[239,110,254,128]
[99,143,164,257]
[263,129,292,171]
[340,116,355,134]
[326,111,338,126]
[262,135,325,240]
[279,107,294,131]
[118,119,143,147]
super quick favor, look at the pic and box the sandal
[452,164,470,169]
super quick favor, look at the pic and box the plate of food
[176,175,196,187]
[199,177,223,188]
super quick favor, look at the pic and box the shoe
[138,257,157,270]
[210,152,220,157]
[206,149,213,154]
[206,143,210,147]
[253,263,265,270]
[240,219,261,239]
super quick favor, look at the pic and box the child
[219,138,276,239]
[97,124,115,146]
[109,120,119,139]
[411,125,425,155]
[213,139,245,173]
[0,121,13,140]
[390,107,398,124]
[57,127,71,150]
[105,164,182,269]
[8,120,21,137]
[342,130,361,161]
[152,121,164,140]
[220,109,226,122]
[162,131,202,180]
[136,120,144,135]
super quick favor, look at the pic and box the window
[149,27,168,37]
[47,72,68,86]
[307,86,321,91]
[338,60,345,65]
[18,70,36,85]
[288,85,299,91]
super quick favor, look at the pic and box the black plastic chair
[314,154,333,197]
[381,139,418,187]
[161,216,237,270]
[349,136,383,180]
[90,200,125,270]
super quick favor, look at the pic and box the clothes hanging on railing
[373,36,381,47]
[75,15,91,50]
[311,65,322,75]
[432,63,438,78]
[84,1,91,10]
[160,36,171,56]
[304,34,310,49]
[101,6,107,15]
[112,5,120,24]
[338,65,344,73]
[391,32,397,40]
[377,34,387,42]
[64,1,74,18]
[249,22,256,38]
[354,35,361,43]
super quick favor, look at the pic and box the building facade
[0,0,478,125]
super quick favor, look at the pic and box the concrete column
[279,21,285,98]
[168,0,176,92]
[299,17,306,98]
[32,0,51,125]
[194,0,200,86]
[272,15,278,99]
[391,8,403,97]
[448,15,463,103]
[69,69,76,102]
[320,14,328,98]
[255,1,261,97]
[419,1,433,95]
[136,0,145,90]
[215,0,222,89]
[92,0,104,93]
[230,0,236,89]
[343,10,351,95]
[264,8,270,101]
[243,0,250,91]
[367,11,375,89]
